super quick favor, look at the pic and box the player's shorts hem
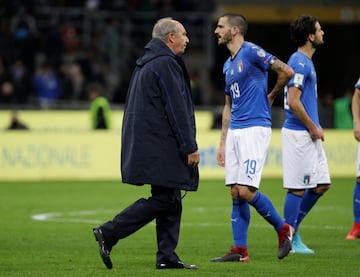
[226,183,256,188]
[283,184,317,189]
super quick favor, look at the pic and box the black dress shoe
[93,227,113,269]
[156,261,198,270]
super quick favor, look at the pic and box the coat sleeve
[157,57,198,156]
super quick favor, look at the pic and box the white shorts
[225,126,271,189]
[282,128,331,189]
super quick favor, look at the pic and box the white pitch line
[31,209,349,230]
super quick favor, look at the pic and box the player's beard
[311,38,324,49]
[219,30,232,45]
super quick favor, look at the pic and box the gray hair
[152,17,180,41]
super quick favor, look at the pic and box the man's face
[214,17,233,45]
[310,22,325,48]
[171,23,189,55]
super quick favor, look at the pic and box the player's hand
[309,126,324,141]
[354,122,360,142]
[217,146,225,167]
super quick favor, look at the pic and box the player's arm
[288,86,324,141]
[217,94,231,167]
[267,59,294,106]
[352,87,360,141]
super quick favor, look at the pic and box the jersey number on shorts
[244,159,257,174]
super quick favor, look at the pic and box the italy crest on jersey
[237,60,243,73]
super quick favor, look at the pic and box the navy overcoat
[121,38,199,191]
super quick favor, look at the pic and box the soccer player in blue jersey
[282,15,331,254]
[211,13,295,262]
[346,76,360,240]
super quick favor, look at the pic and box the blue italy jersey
[356,76,360,89]
[283,51,320,130]
[223,41,275,129]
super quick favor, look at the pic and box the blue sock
[297,189,322,226]
[250,191,283,232]
[284,192,302,231]
[353,183,360,223]
[232,199,250,247]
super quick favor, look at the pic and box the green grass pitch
[0,178,359,276]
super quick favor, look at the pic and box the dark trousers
[100,185,182,264]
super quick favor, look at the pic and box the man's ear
[168,32,175,44]
[232,26,239,36]
[308,33,315,43]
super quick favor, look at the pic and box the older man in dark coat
[92,17,200,270]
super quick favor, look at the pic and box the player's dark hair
[290,15,318,47]
[221,13,248,36]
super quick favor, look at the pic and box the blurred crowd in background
[0,0,359,129]
[0,0,215,110]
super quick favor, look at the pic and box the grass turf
[0,178,359,276]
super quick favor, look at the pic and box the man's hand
[188,150,200,168]
[217,145,225,167]
[309,126,324,141]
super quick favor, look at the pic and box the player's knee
[238,185,256,201]
[230,185,254,200]
[288,189,305,196]
[230,186,239,199]
[313,183,330,194]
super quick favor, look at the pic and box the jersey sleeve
[247,42,276,71]
[287,56,309,91]
[356,76,360,89]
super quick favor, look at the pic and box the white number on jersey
[230,82,240,99]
